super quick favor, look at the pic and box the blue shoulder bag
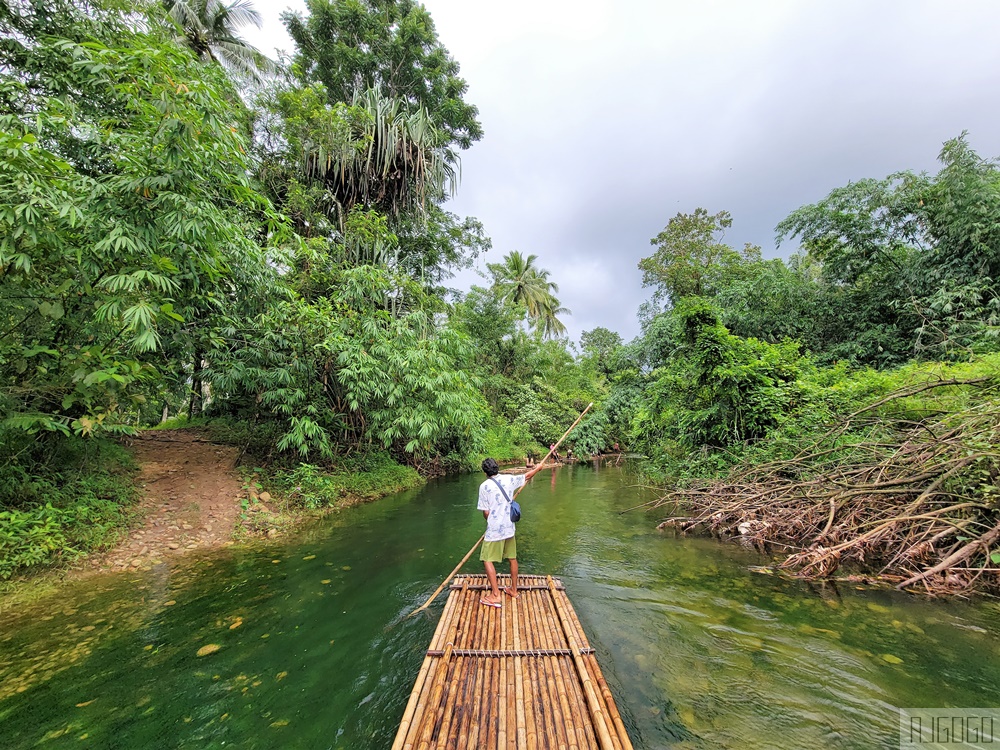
[490,477,521,523]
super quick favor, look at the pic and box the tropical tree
[258,84,459,230]
[283,0,482,150]
[639,208,760,307]
[0,0,281,441]
[162,0,273,80]
[488,252,569,338]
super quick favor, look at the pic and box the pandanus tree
[265,84,459,232]
[488,251,570,339]
[162,0,273,81]
[309,89,459,222]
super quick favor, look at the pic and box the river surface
[2,462,1000,749]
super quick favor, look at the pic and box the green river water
[2,462,1000,749]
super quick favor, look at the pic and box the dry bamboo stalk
[590,658,633,749]
[538,589,564,650]
[540,602,585,750]
[551,654,580,750]
[547,576,617,750]
[509,656,520,750]
[539,594,583,749]
[407,657,442,750]
[570,657,599,748]
[524,659,538,750]
[454,658,475,749]
[448,659,474,750]
[497,593,509,748]
[466,655,487,748]
[469,587,486,650]
[415,644,454,750]
[524,591,546,652]
[498,651,509,749]
[563,656,591,750]
[451,588,469,651]
[488,655,501,749]
[584,657,623,750]
[434,649,466,750]
[432,580,465,651]
[392,651,437,750]
[543,651,570,749]
[513,603,530,750]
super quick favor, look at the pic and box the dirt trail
[91,430,244,573]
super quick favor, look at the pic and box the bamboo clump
[390,574,634,750]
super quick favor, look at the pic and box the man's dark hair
[481,457,499,476]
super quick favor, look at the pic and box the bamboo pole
[434,651,463,749]
[547,576,618,750]
[415,643,455,750]
[512,595,528,749]
[407,404,593,617]
[539,595,584,749]
[498,604,508,749]
[591,659,632,749]
[408,536,485,618]
[450,657,475,749]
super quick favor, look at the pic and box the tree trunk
[189,350,204,420]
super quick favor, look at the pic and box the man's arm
[524,463,545,481]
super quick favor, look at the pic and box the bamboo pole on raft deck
[406,403,594,617]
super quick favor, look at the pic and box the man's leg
[483,560,501,604]
[506,557,519,598]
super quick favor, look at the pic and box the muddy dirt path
[91,430,244,573]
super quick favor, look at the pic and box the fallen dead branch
[652,377,1000,596]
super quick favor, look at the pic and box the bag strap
[489,476,512,504]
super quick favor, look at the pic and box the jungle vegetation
[2,0,999,591]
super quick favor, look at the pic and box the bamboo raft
[392,574,634,750]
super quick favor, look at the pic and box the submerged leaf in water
[303,555,316,561]
[270,719,289,728]
[881,653,904,664]
[230,618,243,630]
[196,644,221,657]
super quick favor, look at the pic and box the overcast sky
[243,1,1000,344]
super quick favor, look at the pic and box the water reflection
[1,462,999,749]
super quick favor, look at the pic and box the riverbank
[646,360,1000,597]
[0,428,425,603]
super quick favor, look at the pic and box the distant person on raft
[477,457,542,607]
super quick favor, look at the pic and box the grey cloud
[246,1,1000,344]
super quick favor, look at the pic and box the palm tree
[536,297,570,339]
[488,251,569,338]
[162,0,274,81]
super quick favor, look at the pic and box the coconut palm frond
[163,0,273,81]
[218,0,262,30]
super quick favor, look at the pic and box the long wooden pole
[407,403,593,617]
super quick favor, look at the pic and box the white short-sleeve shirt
[477,473,526,542]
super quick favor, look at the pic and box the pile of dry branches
[655,378,1000,596]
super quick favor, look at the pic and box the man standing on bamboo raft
[478,457,542,607]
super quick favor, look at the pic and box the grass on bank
[0,437,140,581]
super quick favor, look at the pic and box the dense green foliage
[3,0,999,584]
[0,437,137,579]
[0,0,597,578]
[592,135,1000,481]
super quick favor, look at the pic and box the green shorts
[480,536,517,562]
